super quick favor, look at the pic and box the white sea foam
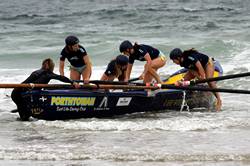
[26,112,250,132]
[1,1,250,165]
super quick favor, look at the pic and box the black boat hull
[23,87,215,120]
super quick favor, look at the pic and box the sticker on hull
[51,96,95,106]
[116,97,132,106]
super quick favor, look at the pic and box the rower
[101,55,129,81]
[59,35,92,82]
[11,58,79,121]
[119,40,166,84]
[169,48,222,111]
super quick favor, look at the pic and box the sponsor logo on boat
[99,97,108,107]
[56,106,87,112]
[51,96,96,106]
[31,108,44,114]
[116,97,132,106]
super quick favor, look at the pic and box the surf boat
[22,62,223,120]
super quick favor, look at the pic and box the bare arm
[143,53,152,76]
[100,73,109,81]
[125,63,133,82]
[59,60,65,76]
[195,61,206,79]
[82,55,92,80]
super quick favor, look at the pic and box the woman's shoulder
[108,59,116,67]
[78,45,87,54]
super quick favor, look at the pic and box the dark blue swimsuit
[180,50,209,71]
[104,60,117,76]
[128,44,160,64]
[60,45,87,67]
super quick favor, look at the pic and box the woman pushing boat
[59,35,92,81]
[11,58,79,121]
[100,55,129,81]
[169,48,222,111]
[119,40,166,83]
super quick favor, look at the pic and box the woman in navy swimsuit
[59,35,92,81]
[169,48,222,111]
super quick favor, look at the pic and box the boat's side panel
[23,87,215,120]
[152,89,214,111]
[24,90,154,120]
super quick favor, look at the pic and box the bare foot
[215,99,222,112]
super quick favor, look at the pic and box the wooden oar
[160,84,250,94]
[74,80,128,85]
[73,80,144,86]
[190,72,250,85]
[73,77,143,86]
[0,83,157,90]
[0,84,73,89]
[1,83,250,94]
[82,72,250,87]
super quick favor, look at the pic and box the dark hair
[116,55,129,66]
[65,35,79,46]
[119,40,133,53]
[42,58,55,72]
[169,48,183,60]
[182,48,198,57]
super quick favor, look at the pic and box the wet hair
[110,55,128,77]
[119,40,133,53]
[42,58,55,72]
[65,35,79,46]
[116,55,129,66]
[169,48,183,60]
[182,48,198,57]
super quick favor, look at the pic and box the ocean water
[0,0,250,165]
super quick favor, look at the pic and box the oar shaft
[96,84,157,90]
[0,83,157,90]
[161,84,250,94]
[74,80,128,85]
[1,83,250,94]
[0,84,73,89]
[74,80,145,86]
[191,72,250,84]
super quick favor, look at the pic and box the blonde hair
[114,63,123,77]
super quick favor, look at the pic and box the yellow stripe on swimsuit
[159,51,167,61]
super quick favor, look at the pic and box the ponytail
[183,48,198,57]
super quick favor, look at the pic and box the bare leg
[144,57,166,83]
[70,69,81,80]
[144,69,155,83]
[82,65,92,81]
[205,62,222,111]
[108,75,116,81]
[183,70,196,81]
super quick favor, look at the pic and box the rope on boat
[180,91,190,112]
